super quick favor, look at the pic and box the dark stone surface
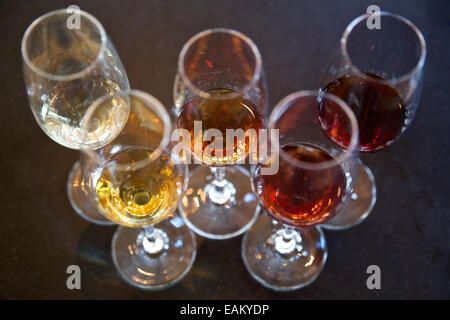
[0,0,449,299]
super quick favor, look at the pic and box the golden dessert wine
[177,89,263,166]
[95,147,184,227]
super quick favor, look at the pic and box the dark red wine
[253,143,347,227]
[320,73,407,151]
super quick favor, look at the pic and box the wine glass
[22,9,131,225]
[81,90,196,289]
[242,91,359,290]
[173,28,268,239]
[67,93,130,226]
[319,12,426,229]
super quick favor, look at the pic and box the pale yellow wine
[95,148,184,227]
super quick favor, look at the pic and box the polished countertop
[0,0,448,299]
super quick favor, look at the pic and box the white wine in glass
[22,9,131,225]
[95,147,184,228]
[22,9,130,150]
[80,90,196,290]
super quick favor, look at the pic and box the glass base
[242,214,327,291]
[179,165,259,240]
[67,160,114,226]
[322,160,376,230]
[111,214,197,290]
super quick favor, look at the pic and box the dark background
[0,0,449,299]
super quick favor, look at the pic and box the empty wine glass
[319,12,426,229]
[173,28,268,239]
[22,9,131,225]
[242,91,359,290]
[81,90,196,289]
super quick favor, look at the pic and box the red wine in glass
[253,143,347,227]
[319,72,407,152]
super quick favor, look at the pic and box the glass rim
[177,28,263,100]
[341,11,426,85]
[21,8,108,82]
[82,89,172,172]
[269,90,359,170]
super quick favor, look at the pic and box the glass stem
[140,225,167,255]
[272,223,302,255]
[213,167,226,182]
[207,167,236,205]
[282,225,295,241]
[144,225,156,241]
